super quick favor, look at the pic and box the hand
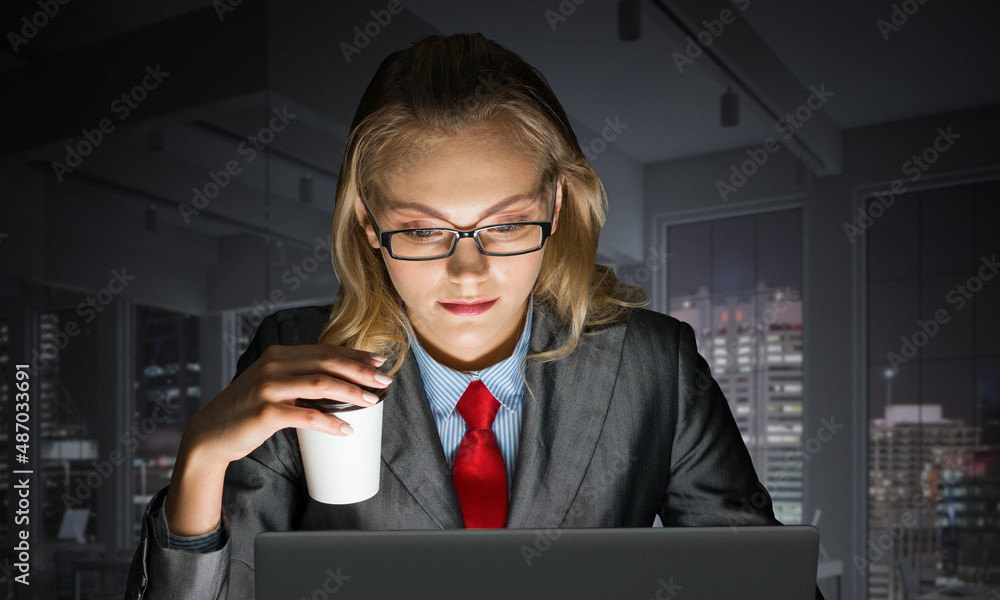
[164,343,391,537]
[181,344,392,468]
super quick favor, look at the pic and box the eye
[401,229,447,241]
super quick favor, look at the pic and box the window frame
[652,195,808,523]
[852,167,1000,600]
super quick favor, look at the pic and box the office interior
[0,1,999,598]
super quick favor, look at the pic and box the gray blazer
[123,302,791,600]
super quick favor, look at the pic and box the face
[355,123,562,372]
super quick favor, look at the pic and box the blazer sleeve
[658,320,781,528]
[658,321,826,600]
[123,312,307,600]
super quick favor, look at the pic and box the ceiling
[2,0,998,268]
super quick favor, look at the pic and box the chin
[441,325,502,350]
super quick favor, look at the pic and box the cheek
[497,253,545,289]
[382,252,545,299]
[383,257,441,298]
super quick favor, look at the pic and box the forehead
[371,127,547,218]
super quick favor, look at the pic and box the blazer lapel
[506,303,629,528]
[380,350,465,528]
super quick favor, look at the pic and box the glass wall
[865,181,1000,599]
[0,318,10,542]
[36,306,101,545]
[667,208,805,524]
[130,305,200,545]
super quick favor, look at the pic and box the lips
[439,298,498,316]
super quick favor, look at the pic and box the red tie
[452,380,508,528]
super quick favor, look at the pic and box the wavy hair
[318,33,647,375]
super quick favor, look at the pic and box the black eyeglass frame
[360,178,559,261]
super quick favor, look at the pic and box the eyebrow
[383,192,540,223]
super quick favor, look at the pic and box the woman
[122,33,791,600]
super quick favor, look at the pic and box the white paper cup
[296,393,385,505]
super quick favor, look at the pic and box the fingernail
[362,391,380,405]
[373,372,393,385]
[341,424,354,435]
[369,352,388,363]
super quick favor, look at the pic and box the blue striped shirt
[159,302,532,552]
[408,300,532,494]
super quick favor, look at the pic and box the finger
[261,373,384,408]
[275,403,354,436]
[273,352,393,390]
[271,344,388,369]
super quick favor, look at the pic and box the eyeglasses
[361,179,558,261]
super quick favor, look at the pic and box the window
[131,305,200,544]
[232,308,264,360]
[0,318,9,540]
[666,208,804,524]
[35,307,101,543]
[865,181,1000,599]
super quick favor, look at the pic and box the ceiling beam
[647,0,842,175]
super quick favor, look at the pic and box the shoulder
[622,306,686,333]
[589,306,692,347]
[558,306,697,374]
[234,305,333,376]
[252,304,334,346]
[269,304,333,344]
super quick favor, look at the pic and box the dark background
[1,1,999,598]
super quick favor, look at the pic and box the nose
[445,236,489,283]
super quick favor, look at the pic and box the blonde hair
[319,33,647,376]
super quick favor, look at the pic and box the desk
[72,557,132,600]
[817,559,843,600]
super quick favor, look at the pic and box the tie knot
[456,380,500,431]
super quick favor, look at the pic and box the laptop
[256,525,819,599]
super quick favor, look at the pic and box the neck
[412,301,529,372]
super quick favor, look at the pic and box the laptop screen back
[255,525,819,599]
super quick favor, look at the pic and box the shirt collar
[409,299,533,418]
